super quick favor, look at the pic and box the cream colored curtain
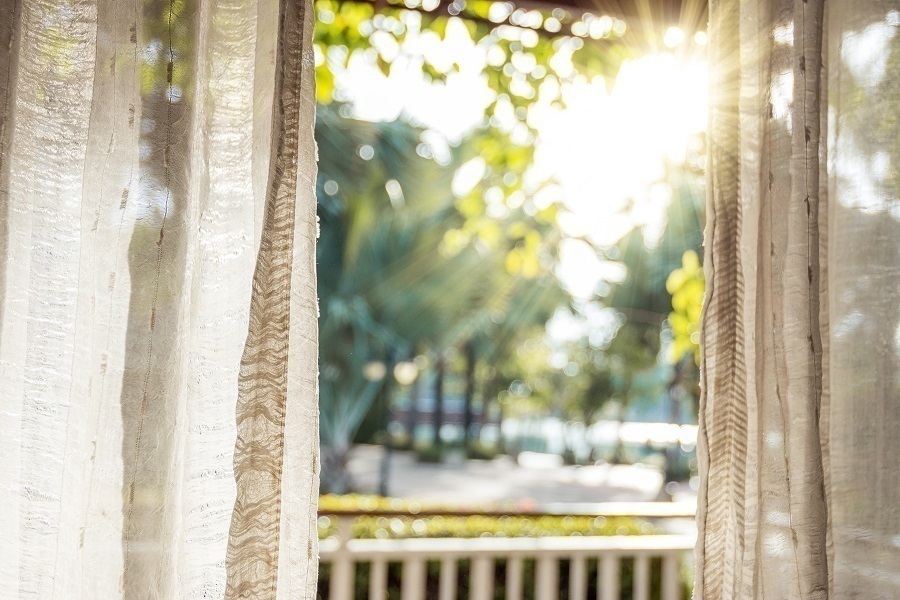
[0,0,319,597]
[697,0,899,597]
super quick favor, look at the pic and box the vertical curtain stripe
[225,0,315,597]
[696,0,746,594]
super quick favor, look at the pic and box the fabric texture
[0,0,319,598]
[696,0,899,597]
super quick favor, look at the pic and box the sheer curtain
[697,0,899,597]
[0,0,319,598]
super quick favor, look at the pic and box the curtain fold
[697,0,899,597]
[0,0,319,597]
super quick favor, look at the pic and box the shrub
[318,494,651,540]
[413,444,445,463]
[464,442,502,461]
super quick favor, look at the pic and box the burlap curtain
[697,0,899,597]
[0,0,319,597]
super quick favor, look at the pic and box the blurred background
[313,0,708,595]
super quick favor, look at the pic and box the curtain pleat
[697,0,899,597]
[225,0,319,596]
[0,0,319,597]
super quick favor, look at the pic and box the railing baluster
[535,556,558,600]
[471,556,495,600]
[319,508,696,600]
[599,555,620,600]
[401,557,427,600]
[439,558,458,600]
[569,556,587,600]
[330,517,355,600]
[662,554,681,600]
[506,557,524,600]
[330,559,354,600]
[633,555,650,600]
[369,559,388,600]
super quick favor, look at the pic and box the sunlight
[532,53,707,297]
[327,21,709,343]
[334,23,708,298]
[532,53,707,247]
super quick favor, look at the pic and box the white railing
[319,503,695,600]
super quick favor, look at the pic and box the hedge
[316,495,692,599]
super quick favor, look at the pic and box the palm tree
[316,105,459,491]
[316,104,539,487]
[458,271,571,448]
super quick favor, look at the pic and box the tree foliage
[313,1,710,488]
[666,249,704,365]
[315,101,574,489]
[597,166,704,410]
[312,0,633,268]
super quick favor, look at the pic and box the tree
[315,102,571,487]
[601,165,704,413]
[312,1,709,486]
[316,105,459,491]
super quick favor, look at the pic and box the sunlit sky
[328,15,708,302]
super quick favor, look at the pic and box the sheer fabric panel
[697,0,899,597]
[0,0,319,598]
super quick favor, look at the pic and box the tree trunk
[612,400,628,464]
[665,357,687,480]
[405,353,421,446]
[482,374,504,453]
[668,357,687,424]
[462,341,476,450]
[432,355,445,447]
[320,442,352,495]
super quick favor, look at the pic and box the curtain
[0,0,319,597]
[697,0,899,596]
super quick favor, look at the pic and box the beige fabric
[697,0,899,597]
[0,0,319,598]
